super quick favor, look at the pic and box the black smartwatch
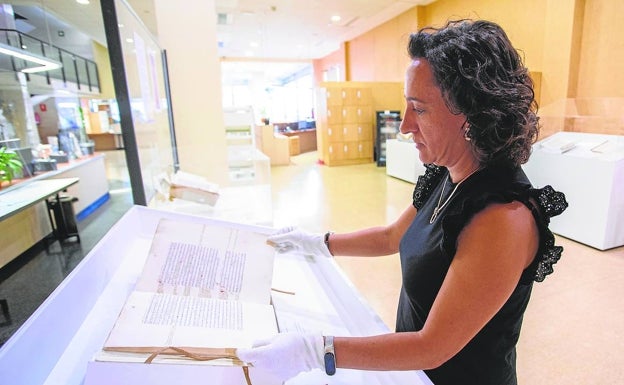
[323,335,336,375]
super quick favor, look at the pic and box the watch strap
[323,335,336,375]
[324,231,334,256]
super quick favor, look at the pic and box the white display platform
[523,132,624,250]
[0,206,432,385]
[385,139,426,183]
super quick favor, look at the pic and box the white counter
[523,132,624,250]
[0,154,110,268]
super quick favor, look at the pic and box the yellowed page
[135,218,275,304]
[104,291,278,350]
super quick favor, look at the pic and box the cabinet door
[356,105,373,124]
[327,106,343,125]
[343,124,373,142]
[342,106,360,124]
[326,125,345,143]
[355,88,372,105]
[343,88,372,105]
[343,141,373,160]
[326,88,344,106]
[327,143,346,162]
[341,142,358,160]
[358,140,374,159]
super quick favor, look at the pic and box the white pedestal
[385,139,426,183]
[523,132,624,250]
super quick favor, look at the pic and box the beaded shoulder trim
[526,185,568,282]
[412,164,445,210]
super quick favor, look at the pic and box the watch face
[324,352,337,375]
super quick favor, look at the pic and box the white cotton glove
[267,226,333,258]
[236,333,325,382]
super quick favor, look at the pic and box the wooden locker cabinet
[317,84,374,166]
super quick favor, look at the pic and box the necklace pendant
[429,208,439,224]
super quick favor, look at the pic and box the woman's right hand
[267,226,332,258]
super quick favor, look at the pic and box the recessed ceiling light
[76,0,90,5]
[330,15,341,23]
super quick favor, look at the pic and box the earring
[463,121,471,141]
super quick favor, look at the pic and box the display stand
[385,139,426,183]
[523,132,624,250]
[0,206,432,385]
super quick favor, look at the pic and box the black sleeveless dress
[397,163,567,385]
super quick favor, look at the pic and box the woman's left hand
[236,332,325,381]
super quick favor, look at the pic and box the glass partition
[0,28,100,91]
[101,0,177,206]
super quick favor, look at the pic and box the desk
[88,133,124,151]
[281,129,317,153]
[0,178,80,256]
[0,155,107,269]
[0,178,79,221]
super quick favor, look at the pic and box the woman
[237,19,567,385]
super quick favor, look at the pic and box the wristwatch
[323,335,336,375]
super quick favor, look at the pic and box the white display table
[385,139,426,183]
[0,206,432,385]
[523,132,624,250]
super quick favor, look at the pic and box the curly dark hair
[408,19,539,167]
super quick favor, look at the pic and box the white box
[523,132,624,250]
[0,206,432,385]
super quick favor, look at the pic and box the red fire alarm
[39,103,47,112]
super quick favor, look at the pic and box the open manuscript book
[97,218,278,366]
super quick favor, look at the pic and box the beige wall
[315,0,624,137]
[313,43,348,85]
[92,41,115,99]
[153,0,228,185]
[577,0,624,98]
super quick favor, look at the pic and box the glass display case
[375,110,401,166]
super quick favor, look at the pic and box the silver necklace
[429,169,479,224]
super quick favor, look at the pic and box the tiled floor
[1,149,622,384]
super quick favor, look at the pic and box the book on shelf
[96,218,278,366]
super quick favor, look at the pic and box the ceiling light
[76,0,90,5]
[0,42,62,73]
[330,15,341,23]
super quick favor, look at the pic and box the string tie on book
[144,346,253,385]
